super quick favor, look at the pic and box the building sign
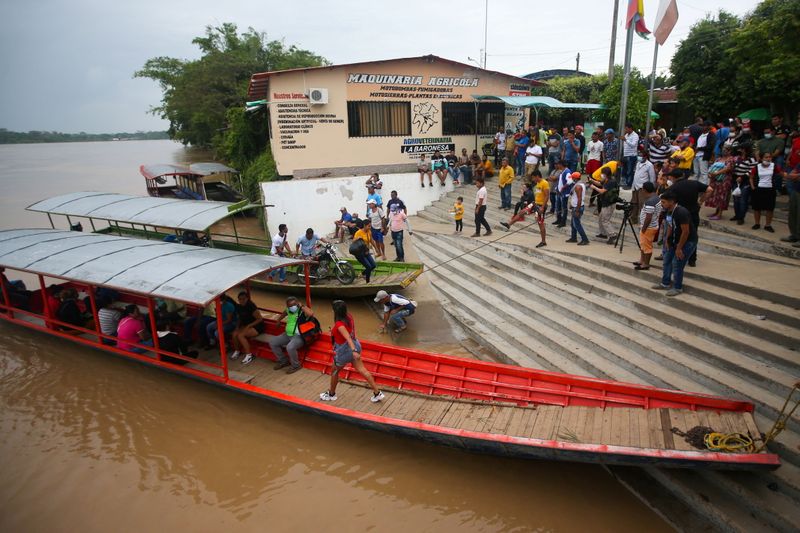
[400,136,455,156]
[274,102,344,151]
[347,72,480,100]
[505,106,525,132]
[509,83,531,97]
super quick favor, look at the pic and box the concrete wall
[262,172,462,237]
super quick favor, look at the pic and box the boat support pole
[0,273,12,318]
[146,298,161,361]
[231,216,240,245]
[47,213,55,229]
[38,275,52,328]
[304,264,311,308]
[215,297,229,382]
[86,285,101,341]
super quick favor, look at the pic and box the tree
[531,75,607,124]
[670,11,743,118]
[599,66,650,130]
[726,0,800,114]
[135,23,327,149]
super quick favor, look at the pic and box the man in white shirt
[270,223,292,282]
[471,177,492,237]
[524,143,543,178]
[631,151,656,222]
[565,172,589,245]
[621,122,640,189]
[494,127,506,167]
[585,131,604,206]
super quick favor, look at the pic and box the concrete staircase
[411,180,800,531]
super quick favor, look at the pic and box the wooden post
[215,297,229,382]
[38,275,52,328]
[0,270,12,318]
[146,298,161,360]
[304,263,312,307]
[86,286,101,341]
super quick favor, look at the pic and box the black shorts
[253,322,266,335]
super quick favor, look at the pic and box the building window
[347,101,411,137]
[442,102,505,136]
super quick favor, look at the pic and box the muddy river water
[0,140,670,531]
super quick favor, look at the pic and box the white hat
[367,199,377,205]
[374,290,389,302]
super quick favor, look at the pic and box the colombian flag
[626,0,651,39]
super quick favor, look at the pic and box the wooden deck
[223,353,760,452]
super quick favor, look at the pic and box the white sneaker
[230,350,240,360]
[370,391,385,403]
[320,391,337,401]
[242,353,254,365]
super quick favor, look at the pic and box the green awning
[737,108,770,121]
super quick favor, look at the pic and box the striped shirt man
[733,156,757,178]
[648,139,671,165]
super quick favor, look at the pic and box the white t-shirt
[475,186,488,206]
[569,182,586,208]
[383,293,413,313]
[525,145,543,165]
[696,132,708,154]
[495,132,506,150]
[587,140,603,161]
[755,163,774,188]
[632,160,656,190]
[271,232,286,255]
[623,131,639,156]
[368,207,384,229]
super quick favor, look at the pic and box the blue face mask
[288,305,299,313]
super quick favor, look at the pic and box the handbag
[349,238,367,256]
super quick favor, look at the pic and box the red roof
[654,88,678,104]
[247,54,544,100]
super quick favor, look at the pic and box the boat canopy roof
[189,162,238,176]
[140,164,198,180]
[27,192,258,232]
[0,228,307,305]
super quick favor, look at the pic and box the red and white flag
[653,0,679,45]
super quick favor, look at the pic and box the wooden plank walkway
[226,362,760,452]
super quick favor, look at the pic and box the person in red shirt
[319,300,384,403]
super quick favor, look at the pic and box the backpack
[297,312,321,344]
[349,238,368,256]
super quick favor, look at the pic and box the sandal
[634,265,650,271]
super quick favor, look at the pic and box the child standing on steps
[450,196,464,233]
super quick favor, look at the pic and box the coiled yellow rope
[704,432,755,453]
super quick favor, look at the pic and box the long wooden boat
[27,192,422,298]
[0,228,781,470]
[140,163,245,203]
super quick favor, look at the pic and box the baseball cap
[374,290,389,302]
[367,199,377,205]
[571,172,581,179]
[605,128,615,134]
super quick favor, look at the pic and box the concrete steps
[411,230,800,532]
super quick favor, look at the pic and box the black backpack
[296,312,321,344]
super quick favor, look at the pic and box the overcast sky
[0,0,760,133]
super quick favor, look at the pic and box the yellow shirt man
[592,160,619,181]
[672,146,695,170]
[533,177,550,206]
[498,163,515,187]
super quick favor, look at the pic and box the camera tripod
[612,204,640,253]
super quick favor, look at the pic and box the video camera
[615,200,633,212]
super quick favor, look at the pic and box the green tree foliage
[531,75,607,122]
[726,0,800,113]
[670,11,742,119]
[599,66,650,130]
[135,23,327,149]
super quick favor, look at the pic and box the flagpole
[645,41,659,136]
[617,21,634,159]
[608,0,620,81]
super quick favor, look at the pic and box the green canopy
[738,108,771,121]
[650,110,660,119]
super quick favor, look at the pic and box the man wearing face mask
[267,296,315,374]
[631,150,656,222]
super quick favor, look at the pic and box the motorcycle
[298,243,356,285]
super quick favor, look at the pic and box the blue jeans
[355,253,376,281]
[208,320,235,343]
[460,165,473,184]
[734,184,750,221]
[570,207,588,242]
[389,309,412,329]
[183,315,215,345]
[448,167,460,181]
[391,230,404,261]
[548,153,560,174]
[516,154,526,176]
[556,195,569,225]
[500,184,512,208]
[660,240,697,291]
[566,159,578,174]
[623,156,637,187]
[130,339,154,354]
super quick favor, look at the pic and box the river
[0,140,670,532]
